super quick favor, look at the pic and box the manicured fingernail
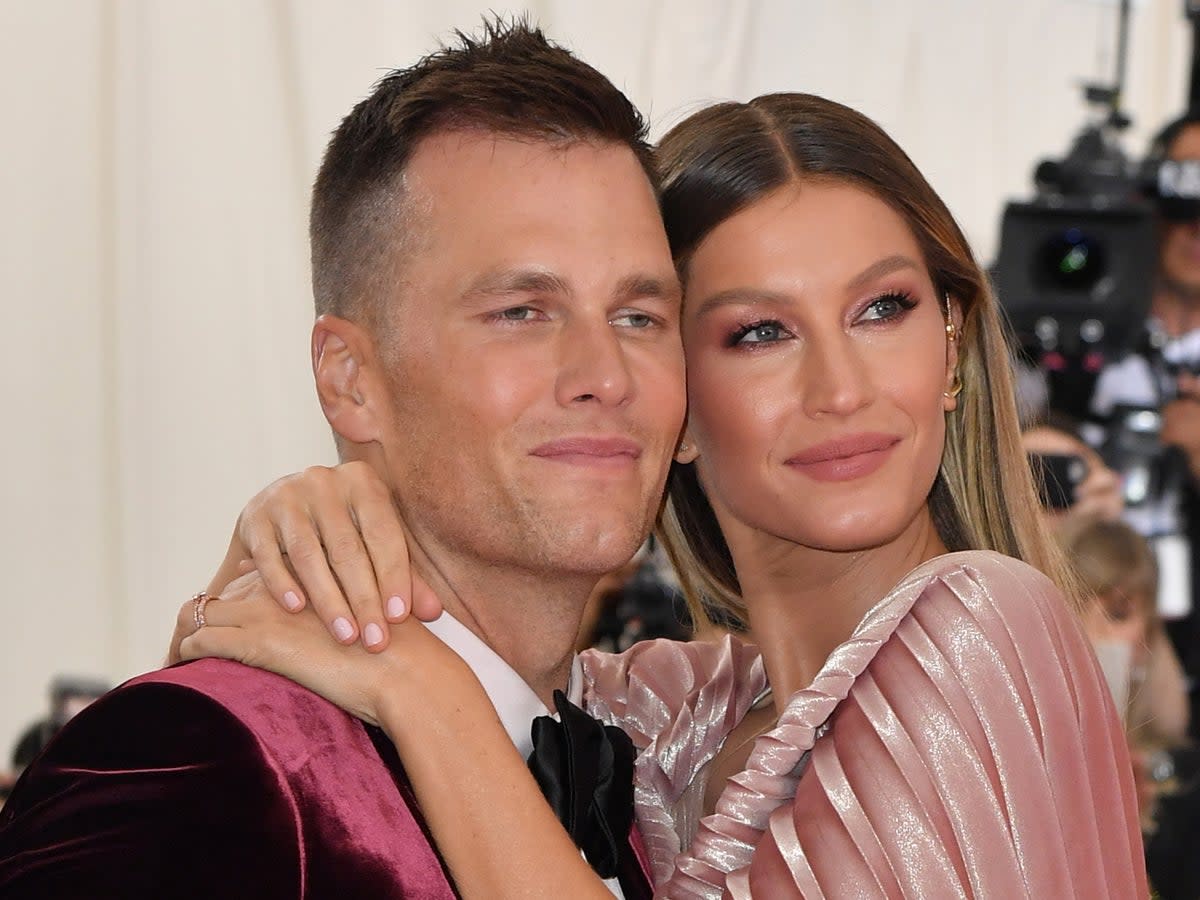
[283,591,302,611]
[386,595,406,619]
[332,617,354,641]
[363,623,384,647]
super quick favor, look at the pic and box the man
[0,20,683,898]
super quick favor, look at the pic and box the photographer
[1150,117,1200,475]
[1087,112,1200,739]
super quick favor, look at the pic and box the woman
[182,93,1146,896]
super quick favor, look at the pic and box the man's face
[1160,124,1200,291]
[371,132,684,579]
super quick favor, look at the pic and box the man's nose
[554,319,635,407]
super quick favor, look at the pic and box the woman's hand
[177,570,465,728]
[203,461,442,655]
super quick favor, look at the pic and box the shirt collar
[423,611,582,759]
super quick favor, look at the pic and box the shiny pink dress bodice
[582,551,1148,898]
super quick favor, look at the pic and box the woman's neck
[729,511,947,713]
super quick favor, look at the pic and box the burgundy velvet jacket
[0,658,650,898]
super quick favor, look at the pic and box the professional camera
[993,1,1200,520]
[994,122,1200,395]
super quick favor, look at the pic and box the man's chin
[535,521,649,575]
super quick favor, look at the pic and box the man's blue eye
[618,313,654,328]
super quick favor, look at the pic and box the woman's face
[680,180,958,552]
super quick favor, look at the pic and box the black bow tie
[527,689,636,879]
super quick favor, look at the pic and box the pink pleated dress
[583,551,1148,898]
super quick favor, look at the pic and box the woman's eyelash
[865,290,917,314]
[722,292,917,347]
[725,319,786,347]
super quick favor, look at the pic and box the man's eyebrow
[461,268,571,300]
[614,274,682,305]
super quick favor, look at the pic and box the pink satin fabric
[583,551,1148,898]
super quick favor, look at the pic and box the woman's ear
[943,296,965,412]
[312,314,386,445]
[674,426,700,464]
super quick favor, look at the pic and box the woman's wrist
[373,636,492,751]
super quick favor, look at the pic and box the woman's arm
[178,574,614,900]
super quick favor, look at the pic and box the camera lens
[1034,228,1107,291]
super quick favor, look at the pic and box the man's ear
[312,314,386,445]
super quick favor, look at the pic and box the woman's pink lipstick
[785,433,900,482]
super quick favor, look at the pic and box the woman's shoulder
[863,549,1097,710]
[897,547,1060,602]
[886,548,1074,642]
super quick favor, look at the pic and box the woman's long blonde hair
[654,93,1081,627]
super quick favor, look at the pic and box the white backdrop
[0,0,1192,759]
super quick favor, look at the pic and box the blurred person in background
[1022,412,1125,538]
[1021,414,1189,742]
[1062,519,1197,900]
[9,676,110,774]
[2,676,109,814]
[578,539,692,654]
[1066,520,1187,746]
[1086,113,1200,740]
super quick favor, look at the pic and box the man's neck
[412,549,595,708]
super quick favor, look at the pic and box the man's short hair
[310,18,657,329]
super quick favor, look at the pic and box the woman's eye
[858,292,916,322]
[733,321,787,345]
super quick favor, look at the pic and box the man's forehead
[402,127,661,214]
[461,266,682,305]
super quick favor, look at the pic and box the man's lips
[530,436,643,467]
[785,433,900,482]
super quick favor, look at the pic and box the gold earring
[945,321,957,342]
[944,372,963,399]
